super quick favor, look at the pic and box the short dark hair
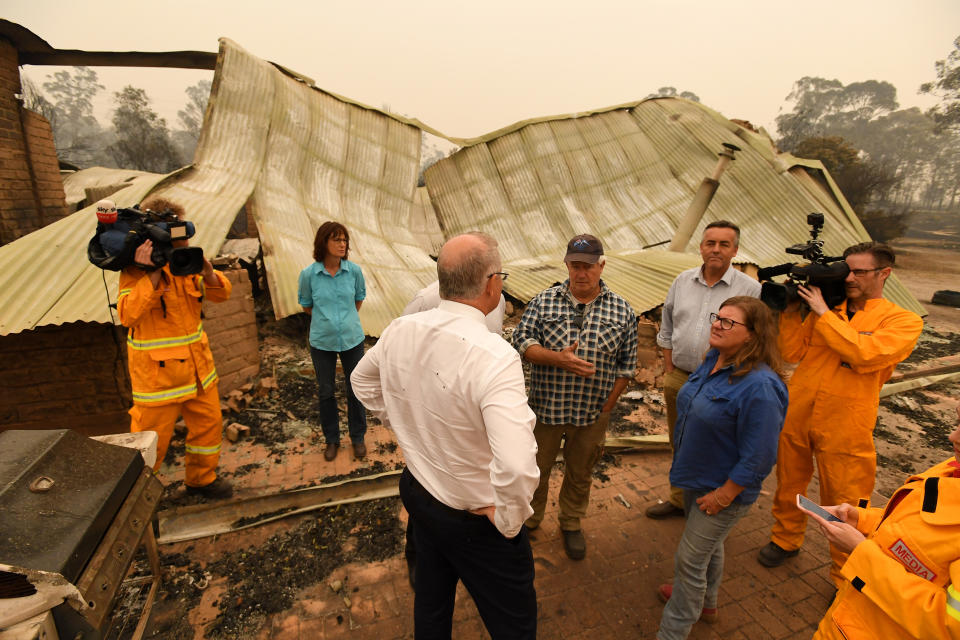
[313,221,350,263]
[704,220,741,244]
[843,241,895,269]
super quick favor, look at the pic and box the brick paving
[154,422,838,639]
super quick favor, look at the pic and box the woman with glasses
[298,221,368,461]
[656,296,788,639]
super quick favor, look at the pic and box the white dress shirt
[351,300,538,538]
[402,280,506,334]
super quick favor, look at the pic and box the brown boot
[324,443,339,461]
[352,441,367,459]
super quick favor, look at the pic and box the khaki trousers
[526,412,609,532]
[663,368,691,508]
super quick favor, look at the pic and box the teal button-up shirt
[298,259,366,352]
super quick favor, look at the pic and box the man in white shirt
[403,279,507,334]
[646,220,761,519]
[351,232,539,639]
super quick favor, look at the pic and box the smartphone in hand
[796,494,842,522]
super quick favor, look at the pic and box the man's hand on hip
[469,505,496,525]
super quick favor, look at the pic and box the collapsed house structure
[0,21,925,436]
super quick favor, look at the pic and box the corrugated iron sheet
[0,39,438,337]
[426,98,925,317]
[61,167,157,211]
[0,45,924,339]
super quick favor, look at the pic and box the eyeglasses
[848,267,883,277]
[487,272,509,281]
[709,312,748,331]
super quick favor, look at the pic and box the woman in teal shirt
[298,221,367,461]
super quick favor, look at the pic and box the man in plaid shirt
[513,234,638,559]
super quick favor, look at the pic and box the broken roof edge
[441,96,735,148]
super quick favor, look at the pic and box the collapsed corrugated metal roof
[0,38,438,337]
[0,36,924,339]
[425,99,924,317]
[61,167,157,211]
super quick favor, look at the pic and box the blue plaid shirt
[514,280,638,426]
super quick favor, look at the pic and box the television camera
[87,200,204,276]
[758,213,850,311]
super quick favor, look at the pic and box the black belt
[403,468,486,521]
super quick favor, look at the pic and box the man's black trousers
[399,468,537,640]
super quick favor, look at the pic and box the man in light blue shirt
[646,220,761,519]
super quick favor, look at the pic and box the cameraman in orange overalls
[117,197,233,499]
[757,242,923,585]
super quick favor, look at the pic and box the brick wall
[204,268,260,393]
[0,268,260,436]
[0,36,69,247]
[21,109,68,223]
[0,322,133,436]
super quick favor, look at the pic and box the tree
[794,136,899,212]
[645,86,700,102]
[109,86,182,172]
[794,135,905,241]
[41,66,107,166]
[795,136,859,175]
[20,76,57,124]
[775,77,898,152]
[920,35,960,133]
[177,79,212,141]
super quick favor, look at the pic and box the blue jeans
[310,342,367,445]
[657,490,751,640]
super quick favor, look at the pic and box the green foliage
[794,136,900,217]
[859,209,910,244]
[777,73,960,213]
[40,66,109,166]
[794,136,859,174]
[776,77,898,152]
[920,35,960,133]
[178,80,212,141]
[109,86,182,173]
[20,76,57,124]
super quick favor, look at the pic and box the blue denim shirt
[669,349,788,504]
[298,259,366,352]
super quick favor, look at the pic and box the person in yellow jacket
[117,198,233,499]
[806,406,960,640]
[757,242,923,585]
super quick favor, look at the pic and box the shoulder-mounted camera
[87,201,204,276]
[758,213,850,311]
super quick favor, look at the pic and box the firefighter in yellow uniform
[117,199,233,499]
[807,406,960,640]
[757,242,923,584]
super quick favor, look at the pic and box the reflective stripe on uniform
[200,368,218,389]
[185,443,221,456]
[127,322,204,350]
[132,382,197,403]
[947,585,960,623]
[118,288,132,300]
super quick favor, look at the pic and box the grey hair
[438,232,500,299]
